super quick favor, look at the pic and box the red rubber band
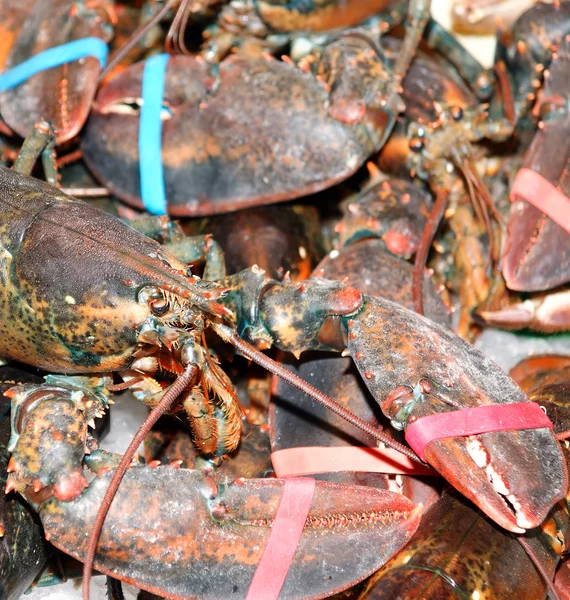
[405,402,553,461]
[246,477,316,600]
[271,446,434,477]
[511,167,570,234]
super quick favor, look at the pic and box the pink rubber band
[246,477,316,600]
[405,402,553,461]
[271,446,434,477]
[511,167,570,234]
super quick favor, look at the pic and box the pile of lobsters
[1,1,570,599]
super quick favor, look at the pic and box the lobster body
[0,166,222,373]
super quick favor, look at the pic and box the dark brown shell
[82,48,391,216]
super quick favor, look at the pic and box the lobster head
[2,168,231,374]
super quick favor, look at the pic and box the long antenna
[227,330,425,464]
[82,363,199,600]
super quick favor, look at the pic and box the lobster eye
[150,298,169,316]
[409,136,425,152]
[450,106,463,121]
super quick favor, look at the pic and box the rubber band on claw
[511,168,570,235]
[405,402,554,462]
[271,447,435,477]
[0,38,108,91]
[246,477,316,600]
[139,54,170,215]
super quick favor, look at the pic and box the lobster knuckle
[8,386,88,502]
[258,279,362,353]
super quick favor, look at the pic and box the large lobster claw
[0,0,114,144]
[39,466,421,599]
[502,43,570,292]
[346,296,568,533]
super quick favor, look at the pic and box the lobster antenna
[413,189,449,315]
[82,363,199,600]
[165,0,193,55]
[517,536,561,600]
[98,0,178,83]
[223,327,425,465]
[460,160,495,270]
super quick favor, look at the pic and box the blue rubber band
[0,37,108,92]
[139,54,170,215]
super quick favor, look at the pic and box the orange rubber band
[245,477,316,600]
[271,446,434,477]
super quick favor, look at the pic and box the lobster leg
[13,120,58,185]
[126,215,227,281]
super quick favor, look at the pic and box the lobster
[1,123,426,598]
[0,0,115,144]
[0,120,567,596]
[79,0,433,216]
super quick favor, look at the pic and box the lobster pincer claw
[0,0,114,144]
[219,267,363,353]
[6,377,110,502]
[38,466,422,599]
[346,296,568,533]
[502,42,570,292]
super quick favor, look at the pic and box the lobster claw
[39,466,421,599]
[502,42,570,292]
[346,296,568,533]
[0,0,114,144]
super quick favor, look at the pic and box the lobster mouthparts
[347,296,568,533]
